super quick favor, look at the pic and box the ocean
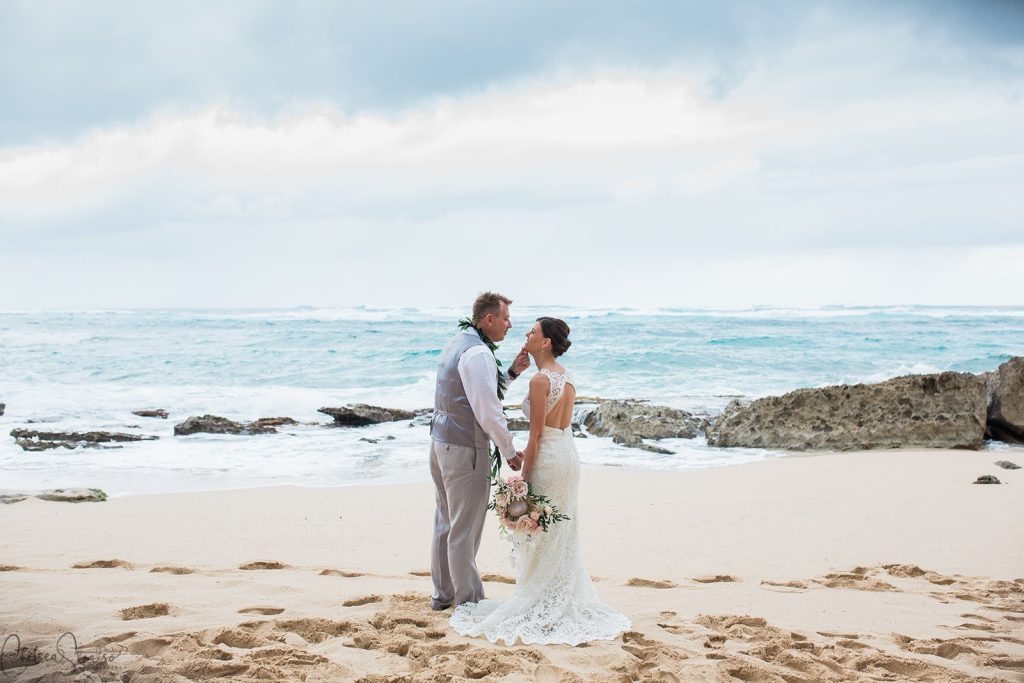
[1,305,1021,496]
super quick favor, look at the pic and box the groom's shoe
[430,599,452,611]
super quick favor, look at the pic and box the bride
[449,317,631,646]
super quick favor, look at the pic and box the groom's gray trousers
[429,438,491,608]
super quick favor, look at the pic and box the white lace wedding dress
[449,368,631,646]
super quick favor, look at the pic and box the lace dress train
[449,370,630,645]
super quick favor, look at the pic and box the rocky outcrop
[612,431,676,454]
[506,417,530,431]
[36,487,108,502]
[505,416,587,439]
[133,409,168,419]
[0,402,5,417]
[318,405,416,426]
[10,428,158,451]
[173,415,280,436]
[359,435,396,444]
[410,410,433,428]
[706,372,987,451]
[582,400,701,442]
[250,417,299,429]
[986,357,1024,443]
[1,488,108,503]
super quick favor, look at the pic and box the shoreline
[2,448,1022,681]
[4,439,1023,501]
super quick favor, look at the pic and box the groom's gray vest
[431,331,489,450]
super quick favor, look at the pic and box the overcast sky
[1,0,1022,309]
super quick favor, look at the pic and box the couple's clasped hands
[506,346,532,474]
[508,451,525,471]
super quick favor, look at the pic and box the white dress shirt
[456,330,516,461]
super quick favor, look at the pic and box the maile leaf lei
[458,317,508,485]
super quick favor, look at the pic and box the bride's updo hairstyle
[537,317,572,357]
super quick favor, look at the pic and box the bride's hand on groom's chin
[511,346,531,375]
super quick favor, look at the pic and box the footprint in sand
[955,621,998,632]
[177,660,250,679]
[238,607,285,615]
[213,627,273,649]
[319,568,366,577]
[150,566,195,575]
[654,611,699,637]
[73,559,132,569]
[481,573,516,584]
[83,632,137,648]
[882,563,927,578]
[885,563,963,586]
[239,561,289,570]
[817,573,898,592]
[928,576,957,585]
[627,577,676,589]
[657,622,694,636]
[817,630,861,639]
[760,579,807,591]
[266,617,362,645]
[126,637,173,658]
[120,603,171,620]
[616,630,689,680]
[692,575,738,584]
[342,595,383,607]
[960,613,995,622]
[893,633,988,660]
[703,634,726,649]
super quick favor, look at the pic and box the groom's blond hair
[472,292,512,324]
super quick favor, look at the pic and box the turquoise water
[1,305,1021,495]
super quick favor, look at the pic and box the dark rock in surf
[318,405,416,427]
[10,428,157,451]
[173,415,277,436]
[986,357,1024,443]
[132,409,168,419]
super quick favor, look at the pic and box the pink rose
[515,516,538,533]
[508,479,529,500]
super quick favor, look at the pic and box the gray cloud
[2,0,1021,144]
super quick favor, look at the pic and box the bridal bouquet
[489,475,570,538]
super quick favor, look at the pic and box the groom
[429,291,530,610]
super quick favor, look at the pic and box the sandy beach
[2,448,1022,682]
